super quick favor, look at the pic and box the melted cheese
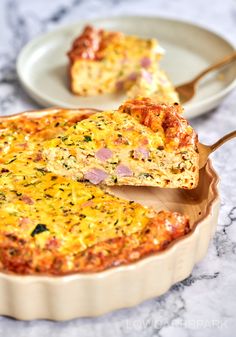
[0,112,152,255]
[46,111,165,152]
[0,172,151,254]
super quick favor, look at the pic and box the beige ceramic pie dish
[0,109,220,321]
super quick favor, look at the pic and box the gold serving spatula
[198,130,236,169]
[176,51,236,103]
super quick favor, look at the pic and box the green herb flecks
[6,157,17,164]
[34,167,48,175]
[31,224,49,237]
[84,135,92,142]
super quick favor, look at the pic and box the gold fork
[198,130,236,169]
[176,51,236,104]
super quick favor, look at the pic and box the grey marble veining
[0,0,236,336]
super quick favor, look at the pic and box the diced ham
[95,148,113,161]
[34,152,43,162]
[84,168,108,184]
[18,143,28,149]
[159,76,169,85]
[141,69,152,84]
[81,200,94,208]
[133,147,149,160]
[128,72,138,81]
[140,137,149,145]
[116,164,133,177]
[19,217,30,226]
[140,57,151,68]
[18,217,32,230]
[46,237,59,250]
[121,57,129,64]
[114,136,128,145]
[115,80,124,91]
[21,195,34,205]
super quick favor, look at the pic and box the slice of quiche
[127,68,179,104]
[68,25,178,103]
[43,98,199,189]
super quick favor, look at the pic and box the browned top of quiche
[0,107,190,275]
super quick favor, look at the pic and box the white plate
[17,16,236,119]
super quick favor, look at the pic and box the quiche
[127,69,179,104]
[0,108,190,275]
[43,98,199,189]
[68,25,178,103]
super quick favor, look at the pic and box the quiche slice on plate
[68,25,178,103]
[43,98,199,189]
[127,68,179,104]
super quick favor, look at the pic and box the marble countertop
[0,0,236,336]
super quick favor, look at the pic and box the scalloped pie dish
[0,106,219,320]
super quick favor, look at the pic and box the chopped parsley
[6,157,16,164]
[31,224,49,237]
[45,194,53,199]
[88,195,95,200]
[84,135,92,142]
[0,192,6,201]
[61,136,68,142]
[34,167,47,175]
[140,173,153,178]
[15,192,22,196]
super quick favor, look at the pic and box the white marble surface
[0,0,236,336]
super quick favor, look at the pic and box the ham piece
[95,148,113,161]
[140,57,151,68]
[116,164,133,177]
[84,168,108,184]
